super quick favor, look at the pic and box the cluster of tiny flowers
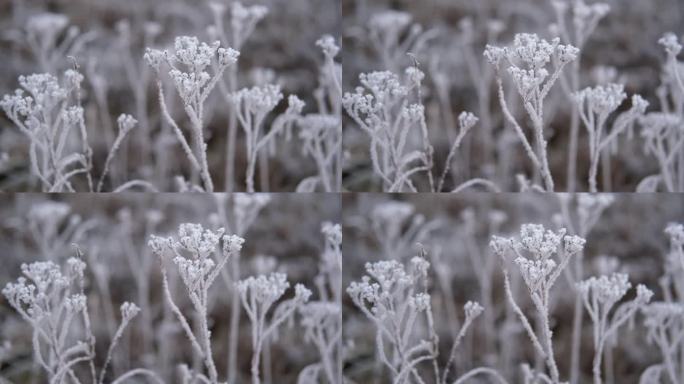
[2,259,82,320]
[347,259,425,320]
[574,83,626,116]
[464,301,484,321]
[321,222,342,247]
[177,223,226,257]
[515,258,557,289]
[358,71,408,101]
[520,224,565,258]
[169,70,211,101]
[665,223,684,247]
[232,84,283,116]
[299,302,340,329]
[236,273,290,305]
[286,95,305,115]
[458,111,479,132]
[117,114,138,133]
[642,302,684,329]
[172,36,220,70]
[174,257,216,291]
[577,273,632,305]
[517,224,586,258]
[298,115,340,142]
[120,301,141,322]
[223,234,245,254]
[366,260,413,290]
[659,33,682,56]
[640,113,682,139]
[341,90,378,122]
[487,33,579,69]
[316,35,340,57]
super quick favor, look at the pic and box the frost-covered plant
[0,68,145,192]
[96,114,137,192]
[557,193,615,383]
[230,86,304,193]
[298,222,343,384]
[346,257,440,383]
[213,193,271,382]
[633,33,684,192]
[236,273,312,384]
[574,84,648,192]
[641,302,684,384]
[347,255,493,384]
[490,224,586,383]
[148,223,245,383]
[635,222,684,384]
[343,67,483,192]
[577,273,653,384]
[1,70,91,191]
[145,36,240,192]
[295,35,342,192]
[485,33,579,191]
[1,253,154,384]
[209,1,268,192]
[550,0,611,192]
[639,112,684,192]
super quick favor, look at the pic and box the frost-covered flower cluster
[2,254,142,383]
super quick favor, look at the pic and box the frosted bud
[665,223,684,246]
[316,35,339,58]
[218,47,240,66]
[464,301,484,320]
[630,94,649,114]
[321,222,342,247]
[286,95,305,115]
[117,114,137,133]
[295,284,312,302]
[659,33,682,56]
[556,44,580,63]
[636,284,654,304]
[223,234,245,253]
[563,235,586,255]
[143,48,166,71]
[120,301,140,321]
[484,45,506,66]
[458,111,478,132]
